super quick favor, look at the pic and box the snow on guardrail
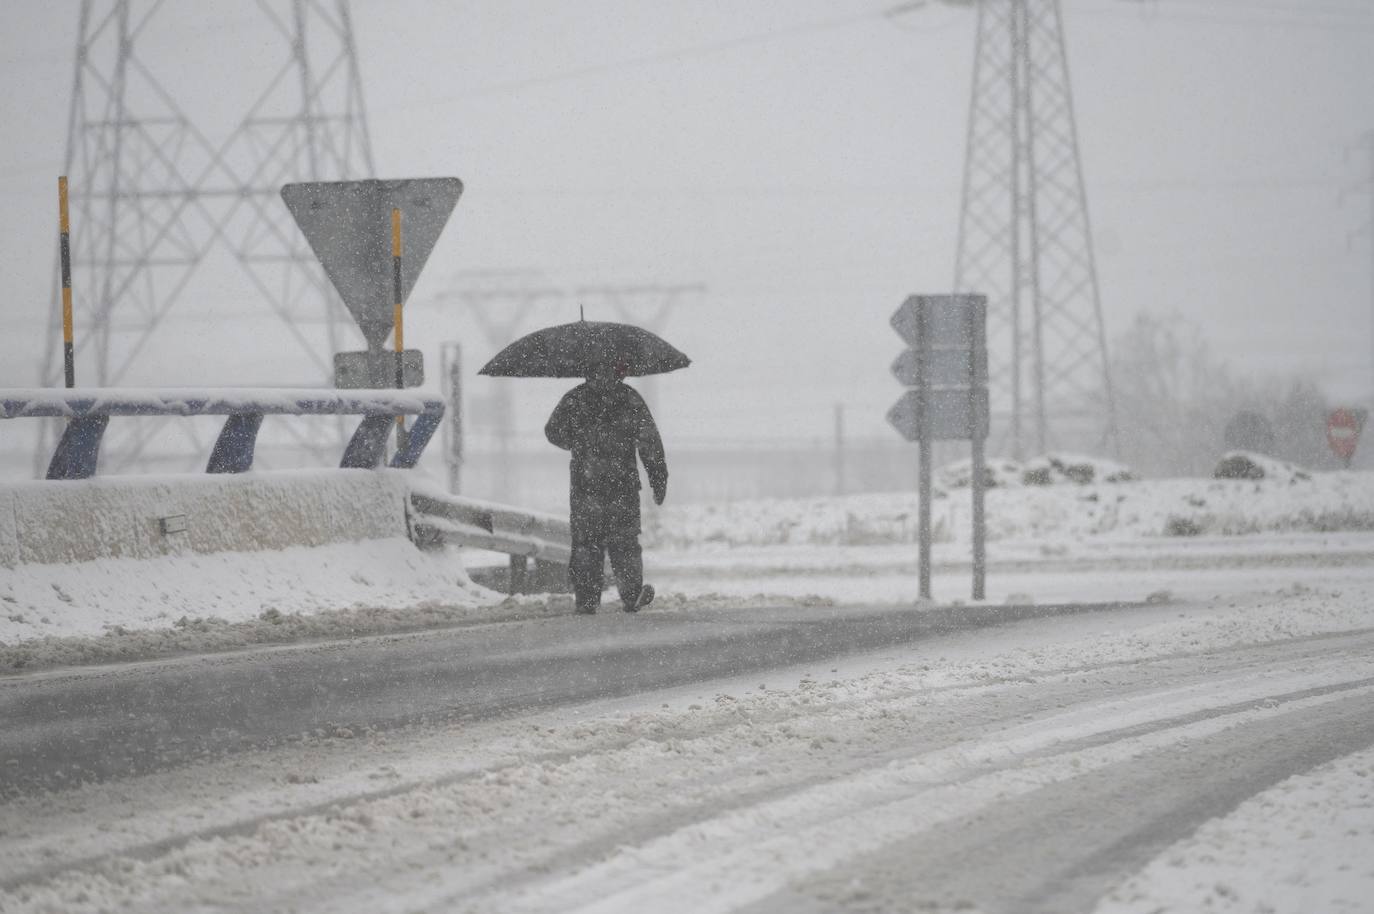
[0,387,445,478]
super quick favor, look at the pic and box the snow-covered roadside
[650,531,1374,606]
[1095,745,1374,914]
[640,469,1374,608]
[0,540,490,642]
[3,582,1373,913]
[7,470,1374,672]
[0,590,835,675]
[0,541,500,669]
[644,471,1374,549]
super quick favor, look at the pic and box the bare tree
[1110,313,1241,476]
[1110,312,1334,476]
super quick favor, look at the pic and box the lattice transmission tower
[40,0,375,474]
[953,0,1118,459]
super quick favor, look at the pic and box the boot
[624,583,654,613]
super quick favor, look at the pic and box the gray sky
[1,0,1372,454]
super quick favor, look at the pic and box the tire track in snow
[276,634,1374,914]
[4,627,1373,913]
[753,691,1374,914]
[464,675,1374,914]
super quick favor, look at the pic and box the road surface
[0,600,1126,796]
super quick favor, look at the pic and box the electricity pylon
[40,0,375,474]
[953,0,1119,458]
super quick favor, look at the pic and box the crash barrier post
[408,490,571,595]
[0,388,445,480]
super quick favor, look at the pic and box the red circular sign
[1327,409,1361,461]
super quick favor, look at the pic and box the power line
[392,3,903,109]
[1156,0,1374,18]
[1074,0,1374,32]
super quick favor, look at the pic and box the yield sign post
[282,178,463,353]
[1326,408,1368,468]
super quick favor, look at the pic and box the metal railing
[408,489,571,594]
[0,388,445,480]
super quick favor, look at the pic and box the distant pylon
[432,270,564,503]
[40,0,375,474]
[953,0,1118,459]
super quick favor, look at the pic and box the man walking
[545,361,667,614]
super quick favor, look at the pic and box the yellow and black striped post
[392,207,407,447]
[58,176,75,388]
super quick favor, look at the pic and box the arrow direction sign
[891,294,986,350]
[887,388,989,442]
[282,178,463,350]
[891,348,987,389]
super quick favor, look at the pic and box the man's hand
[652,480,667,505]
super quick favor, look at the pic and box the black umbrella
[478,319,691,378]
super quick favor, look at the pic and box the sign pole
[391,207,408,451]
[441,342,464,494]
[970,305,987,600]
[58,176,75,388]
[916,301,932,601]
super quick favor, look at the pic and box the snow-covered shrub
[1022,453,1137,486]
[1213,451,1311,484]
[937,458,1025,490]
[939,454,1137,489]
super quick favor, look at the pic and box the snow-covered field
[645,464,1374,550]
[646,468,1374,608]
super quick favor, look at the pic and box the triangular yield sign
[282,178,463,349]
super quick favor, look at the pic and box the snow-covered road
[0,599,1132,796]
[2,577,1373,912]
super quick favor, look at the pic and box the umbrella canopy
[478,320,691,378]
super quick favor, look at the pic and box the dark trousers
[569,487,642,611]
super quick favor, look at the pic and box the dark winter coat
[544,379,667,501]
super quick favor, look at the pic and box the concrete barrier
[0,469,410,568]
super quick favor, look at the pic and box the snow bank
[644,471,1374,549]
[0,469,502,657]
[0,538,494,655]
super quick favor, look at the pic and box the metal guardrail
[409,491,571,562]
[408,490,572,594]
[0,387,445,480]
